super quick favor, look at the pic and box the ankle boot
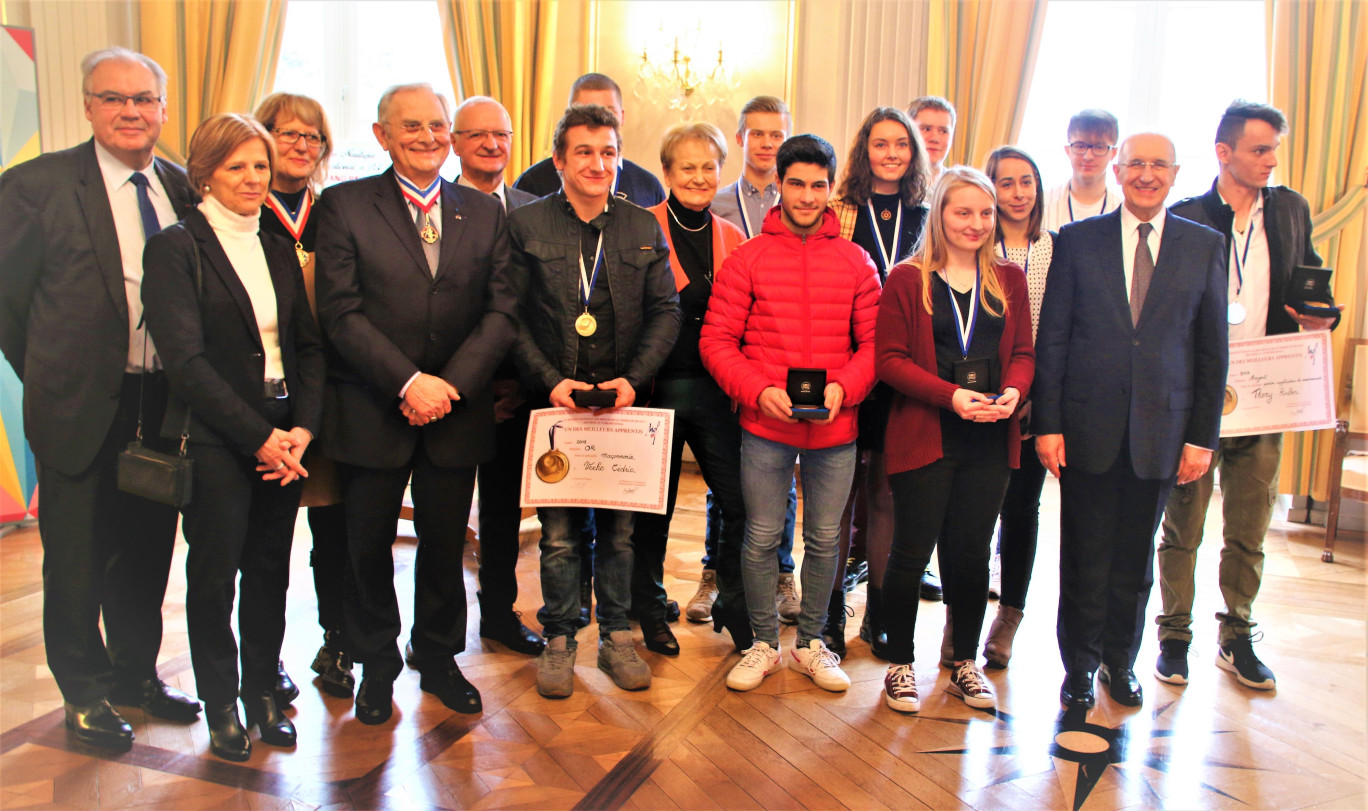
[206,703,251,762]
[860,584,890,660]
[242,689,296,747]
[940,605,955,668]
[821,588,849,657]
[712,599,753,653]
[983,605,1024,669]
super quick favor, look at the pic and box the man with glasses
[0,47,200,750]
[1035,133,1227,710]
[1155,100,1338,692]
[1043,109,1122,232]
[450,95,545,657]
[315,83,521,724]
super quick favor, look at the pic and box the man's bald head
[1113,132,1180,221]
[452,96,514,192]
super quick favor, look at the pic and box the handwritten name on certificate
[1220,331,1337,438]
[520,407,675,514]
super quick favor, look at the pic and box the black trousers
[996,437,1049,610]
[340,436,476,680]
[182,399,301,706]
[1056,438,1173,674]
[475,402,531,614]
[308,501,348,638]
[38,372,179,704]
[884,456,1010,664]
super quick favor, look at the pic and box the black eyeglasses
[85,91,163,111]
[273,129,327,149]
[1067,141,1115,156]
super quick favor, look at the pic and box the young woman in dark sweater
[874,166,1034,713]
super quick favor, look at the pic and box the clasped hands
[549,377,635,412]
[951,387,1019,423]
[253,426,313,485]
[399,373,460,426]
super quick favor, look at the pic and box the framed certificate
[1220,331,1337,438]
[520,407,675,514]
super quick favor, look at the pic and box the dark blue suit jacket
[1033,208,1228,480]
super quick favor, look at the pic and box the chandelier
[632,21,737,114]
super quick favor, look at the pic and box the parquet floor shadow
[1,467,1363,809]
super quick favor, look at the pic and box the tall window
[1016,0,1267,202]
[273,0,459,185]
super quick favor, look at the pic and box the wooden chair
[1324,337,1368,562]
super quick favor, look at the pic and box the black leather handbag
[117,235,201,508]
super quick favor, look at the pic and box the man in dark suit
[0,47,201,750]
[513,73,665,206]
[315,83,521,725]
[450,95,543,656]
[1034,132,1228,710]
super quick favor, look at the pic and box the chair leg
[1323,420,1349,563]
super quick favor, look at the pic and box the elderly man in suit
[1034,132,1228,710]
[450,95,544,656]
[0,47,201,750]
[315,83,520,725]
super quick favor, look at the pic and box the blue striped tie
[128,172,162,240]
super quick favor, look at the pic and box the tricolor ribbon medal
[265,189,314,267]
[399,174,441,244]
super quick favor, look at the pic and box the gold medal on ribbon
[420,223,439,244]
[880,208,893,221]
[575,312,597,337]
[535,448,570,483]
[295,242,309,268]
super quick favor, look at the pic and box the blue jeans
[539,506,634,639]
[704,480,797,572]
[740,430,857,647]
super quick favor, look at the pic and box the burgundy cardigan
[876,260,1035,476]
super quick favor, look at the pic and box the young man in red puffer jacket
[700,134,881,694]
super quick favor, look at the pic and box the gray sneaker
[598,631,652,690]
[537,635,577,698]
[776,573,801,624]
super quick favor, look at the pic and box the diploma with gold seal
[1220,331,1337,438]
[520,407,675,514]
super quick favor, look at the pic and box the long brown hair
[983,146,1044,243]
[915,166,1008,318]
[835,107,929,208]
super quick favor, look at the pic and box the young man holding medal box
[508,104,681,698]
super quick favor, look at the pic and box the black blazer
[0,139,194,475]
[1033,209,1229,480]
[314,169,521,469]
[141,209,324,457]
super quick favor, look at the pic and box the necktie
[413,203,440,275]
[128,172,161,240]
[1131,222,1154,326]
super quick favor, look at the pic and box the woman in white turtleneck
[141,113,324,763]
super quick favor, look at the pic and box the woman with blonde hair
[142,113,323,761]
[873,166,1034,713]
[253,92,354,701]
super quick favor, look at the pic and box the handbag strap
[133,229,201,457]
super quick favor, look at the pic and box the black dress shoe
[640,614,680,656]
[354,677,394,725]
[242,689,296,747]
[274,660,300,708]
[712,603,753,653]
[919,569,943,601]
[480,612,547,656]
[860,584,890,661]
[205,703,251,761]
[1099,664,1144,706]
[664,599,680,624]
[843,559,869,593]
[310,634,356,698]
[1059,670,1096,709]
[822,588,850,657]
[110,678,202,722]
[64,698,133,751]
[419,663,483,714]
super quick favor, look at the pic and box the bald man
[1033,133,1228,710]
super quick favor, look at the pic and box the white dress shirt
[1220,190,1269,341]
[1118,204,1166,306]
[457,173,506,210]
[95,141,178,371]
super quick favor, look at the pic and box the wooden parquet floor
[1,467,1364,810]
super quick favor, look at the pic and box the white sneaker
[790,639,850,692]
[727,642,782,691]
[884,664,920,712]
[988,551,1002,600]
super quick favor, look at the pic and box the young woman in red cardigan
[874,166,1035,713]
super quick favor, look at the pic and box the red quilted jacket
[700,207,882,449]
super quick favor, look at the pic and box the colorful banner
[1,24,40,523]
